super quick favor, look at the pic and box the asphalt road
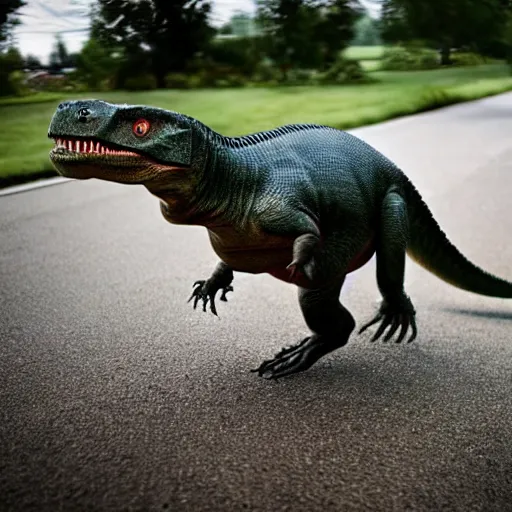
[1,94,512,512]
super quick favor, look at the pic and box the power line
[16,28,90,34]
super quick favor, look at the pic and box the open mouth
[51,137,141,157]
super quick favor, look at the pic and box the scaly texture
[47,100,512,379]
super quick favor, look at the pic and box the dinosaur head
[48,100,194,184]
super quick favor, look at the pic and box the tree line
[1,0,512,96]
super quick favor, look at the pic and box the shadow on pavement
[444,307,512,321]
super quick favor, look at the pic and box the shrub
[319,58,367,84]
[451,52,487,67]
[205,37,262,77]
[285,68,316,86]
[381,46,439,71]
[222,74,247,87]
[164,72,191,89]
[6,71,29,96]
[164,70,247,90]
[124,73,157,91]
[252,61,281,84]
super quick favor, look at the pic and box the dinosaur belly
[207,225,294,274]
[208,224,375,288]
[345,236,375,273]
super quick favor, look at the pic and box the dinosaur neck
[145,125,265,227]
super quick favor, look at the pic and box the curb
[0,176,72,197]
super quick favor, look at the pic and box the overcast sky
[12,0,379,64]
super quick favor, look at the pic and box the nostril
[57,101,71,110]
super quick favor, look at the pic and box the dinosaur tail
[403,178,512,298]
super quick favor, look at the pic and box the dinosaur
[48,100,512,379]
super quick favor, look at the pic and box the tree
[256,0,362,75]
[25,54,42,70]
[75,37,120,89]
[381,0,512,64]
[256,0,321,75]
[0,0,25,50]
[48,35,75,73]
[351,14,381,46]
[315,0,364,68]
[0,45,24,96]
[93,0,214,87]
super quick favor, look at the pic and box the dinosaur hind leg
[252,279,354,379]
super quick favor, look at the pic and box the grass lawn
[2,63,512,186]
[344,45,385,61]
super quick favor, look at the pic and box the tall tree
[75,37,120,89]
[257,0,362,75]
[315,0,364,68]
[381,0,511,64]
[25,54,42,70]
[351,15,382,46]
[0,0,25,50]
[48,35,74,72]
[257,0,321,75]
[93,0,214,87]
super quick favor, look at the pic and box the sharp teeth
[95,142,100,153]
[89,141,93,153]
[74,141,79,152]
[67,140,73,151]
[101,146,105,154]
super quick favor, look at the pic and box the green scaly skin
[48,100,512,380]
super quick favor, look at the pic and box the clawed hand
[188,279,233,316]
[359,296,417,343]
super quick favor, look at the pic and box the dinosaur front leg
[359,189,417,343]
[188,261,234,316]
[286,233,320,281]
[252,280,354,379]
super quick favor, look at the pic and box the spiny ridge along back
[224,124,326,149]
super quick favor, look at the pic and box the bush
[319,58,367,84]
[251,61,281,84]
[221,74,247,87]
[165,72,191,89]
[124,73,157,91]
[6,71,29,96]
[205,37,262,77]
[290,69,317,85]
[381,46,439,71]
[165,70,247,89]
[451,52,487,67]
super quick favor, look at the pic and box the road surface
[1,94,512,512]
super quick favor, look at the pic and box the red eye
[133,119,150,137]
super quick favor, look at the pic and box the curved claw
[358,313,383,335]
[187,280,234,317]
[360,297,417,344]
[251,337,323,380]
[219,285,233,302]
[384,315,401,342]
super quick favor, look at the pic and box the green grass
[344,45,385,61]
[360,59,382,72]
[0,92,65,106]
[2,63,512,186]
